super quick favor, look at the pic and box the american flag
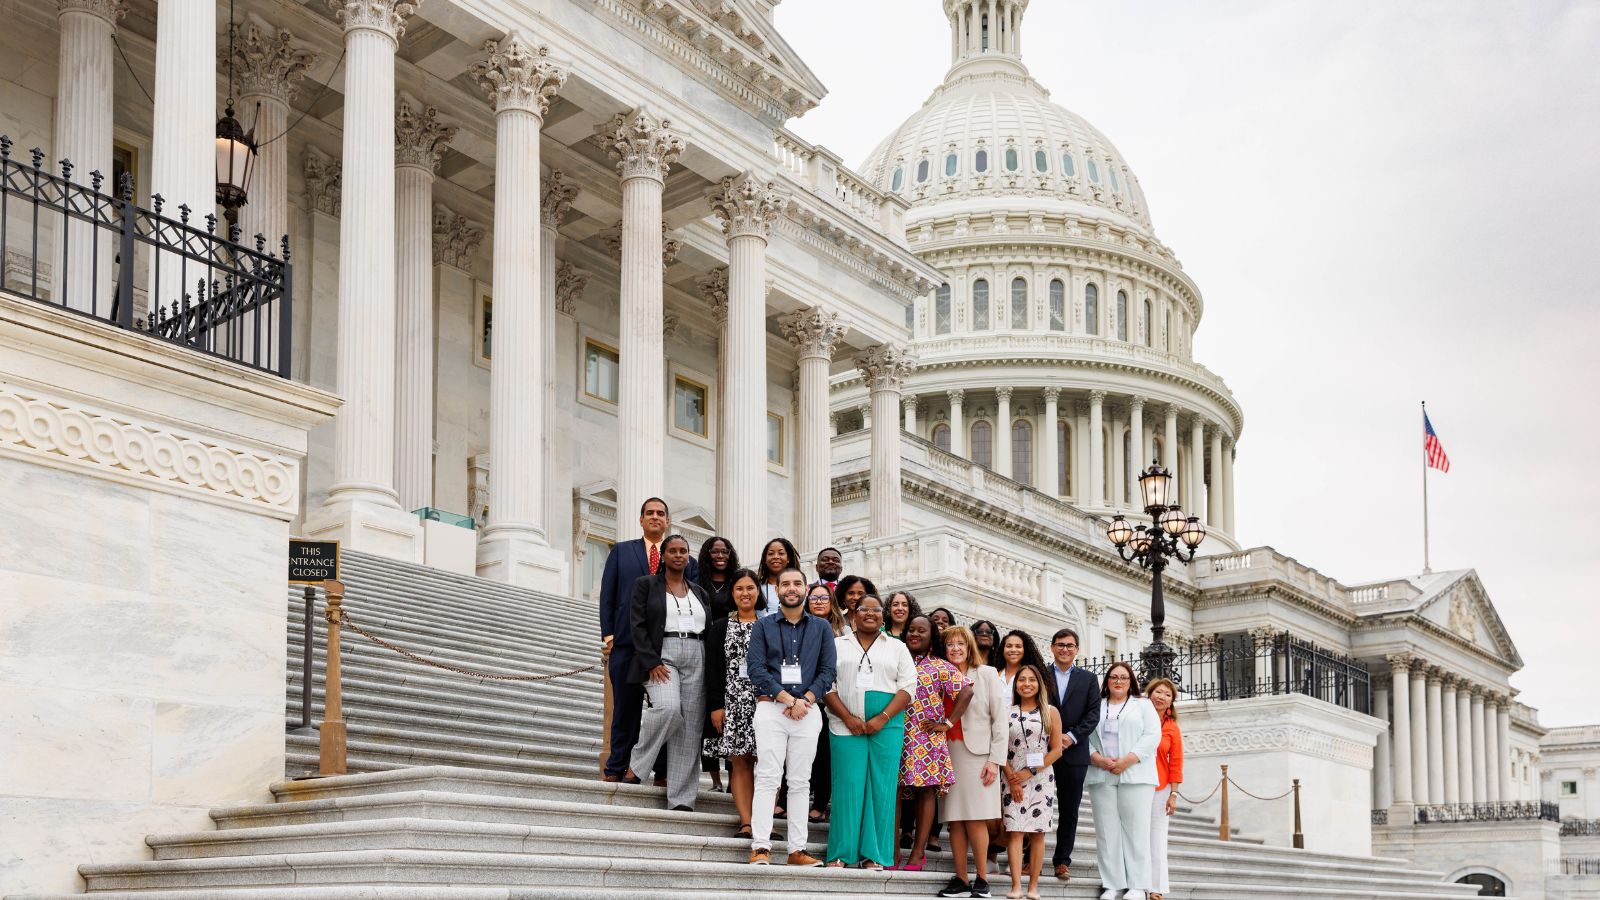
[1424,412,1451,473]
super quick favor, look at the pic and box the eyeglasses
[1108,674,1131,682]
[1052,642,1078,649]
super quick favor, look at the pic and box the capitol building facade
[0,0,1592,897]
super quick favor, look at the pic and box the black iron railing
[1079,631,1372,715]
[1414,801,1560,825]
[1371,808,1389,826]
[1562,818,1600,836]
[0,136,291,376]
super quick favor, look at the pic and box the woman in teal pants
[822,595,915,869]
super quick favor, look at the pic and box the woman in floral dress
[894,615,972,870]
[704,569,762,837]
[1002,663,1063,900]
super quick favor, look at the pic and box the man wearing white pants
[1085,664,1162,900]
[746,566,837,866]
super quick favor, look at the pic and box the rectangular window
[1561,781,1579,797]
[673,376,709,437]
[584,339,619,403]
[580,538,613,601]
[112,140,140,201]
[1105,635,1119,657]
[767,412,785,465]
[473,285,493,369]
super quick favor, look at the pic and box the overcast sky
[776,0,1600,727]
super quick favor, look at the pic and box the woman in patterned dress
[704,569,763,838]
[894,615,972,871]
[1002,663,1064,900]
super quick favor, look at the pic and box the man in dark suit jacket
[1046,626,1101,880]
[599,497,697,781]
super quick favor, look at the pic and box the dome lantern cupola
[946,0,1029,77]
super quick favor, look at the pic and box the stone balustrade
[773,128,907,241]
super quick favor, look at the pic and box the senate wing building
[0,0,1592,897]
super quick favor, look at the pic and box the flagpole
[1421,400,1431,575]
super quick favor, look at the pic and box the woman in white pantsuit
[1085,661,1161,900]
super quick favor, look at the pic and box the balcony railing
[1414,802,1560,825]
[0,137,291,376]
[1563,818,1600,836]
[1079,631,1372,715]
[1560,858,1600,876]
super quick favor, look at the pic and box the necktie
[648,542,659,576]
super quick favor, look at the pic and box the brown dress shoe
[1054,864,1070,881]
[749,848,771,865]
[600,774,621,783]
[787,850,823,867]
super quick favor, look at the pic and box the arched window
[1049,279,1066,331]
[1005,148,1020,172]
[890,167,903,192]
[1143,298,1153,345]
[971,421,993,468]
[1110,166,1122,192]
[1061,152,1076,177]
[1034,149,1048,172]
[945,153,958,177]
[1116,290,1129,341]
[935,284,952,335]
[1455,874,1506,897]
[1012,420,1033,486]
[1010,277,1028,328]
[981,14,990,50]
[916,158,930,183]
[1165,310,1173,350]
[932,423,951,453]
[1088,158,1101,183]
[972,279,991,330]
[1057,420,1071,496]
[975,149,989,173]
[1085,284,1099,335]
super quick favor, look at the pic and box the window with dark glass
[932,423,951,453]
[971,420,993,468]
[1117,290,1129,341]
[584,340,620,403]
[1005,148,1019,172]
[975,149,989,173]
[1049,279,1066,331]
[1010,277,1028,328]
[1062,152,1076,177]
[982,14,989,50]
[917,159,930,183]
[1057,420,1070,495]
[1143,298,1153,345]
[1085,284,1099,335]
[973,278,990,330]
[1035,149,1048,172]
[1110,166,1122,192]
[935,284,952,335]
[1012,420,1033,486]
[1088,158,1101,183]
[891,167,904,191]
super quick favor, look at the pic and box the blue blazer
[600,538,697,650]
[1049,664,1102,766]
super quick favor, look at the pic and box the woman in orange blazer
[1144,678,1183,900]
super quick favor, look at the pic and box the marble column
[1458,686,1476,804]
[948,389,966,457]
[903,396,919,437]
[470,34,567,588]
[1471,688,1488,802]
[598,110,683,541]
[856,345,915,538]
[1222,434,1237,535]
[53,0,124,313]
[699,267,732,534]
[1163,404,1180,490]
[542,171,579,537]
[1491,698,1504,794]
[1374,683,1393,809]
[1410,661,1430,805]
[710,174,785,559]
[1040,387,1060,495]
[148,0,214,307]
[1110,412,1126,504]
[1127,396,1145,506]
[1190,418,1208,522]
[995,386,1013,479]
[393,98,455,515]
[1442,676,1460,804]
[1482,693,1500,803]
[309,0,420,559]
[234,21,315,249]
[1389,655,1413,805]
[1426,668,1445,805]
[1208,425,1225,528]
[1088,390,1105,504]
[781,308,847,557]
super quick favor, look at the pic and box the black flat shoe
[670,805,693,812]
[734,823,753,839]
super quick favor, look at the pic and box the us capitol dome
[833,0,1244,547]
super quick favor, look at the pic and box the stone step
[312,552,597,627]
[283,610,601,680]
[283,641,604,714]
[286,673,604,733]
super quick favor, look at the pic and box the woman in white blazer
[1084,661,1162,900]
[937,625,1008,899]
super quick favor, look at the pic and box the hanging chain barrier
[1175,779,1223,805]
[1174,764,1306,848]
[340,611,599,683]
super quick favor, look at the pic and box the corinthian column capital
[597,110,683,183]
[780,306,848,361]
[698,267,729,323]
[709,174,786,240]
[431,203,484,269]
[541,170,580,228]
[854,344,916,393]
[328,0,416,40]
[471,34,566,117]
[230,21,317,103]
[555,263,588,316]
[59,0,127,24]
[394,97,456,170]
[303,147,341,216]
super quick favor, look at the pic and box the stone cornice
[773,214,935,303]
[1185,720,1373,768]
[1193,581,1359,629]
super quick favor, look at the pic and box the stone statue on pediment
[1448,590,1478,642]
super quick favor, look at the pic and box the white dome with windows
[861,0,1156,238]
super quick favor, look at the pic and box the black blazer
[696,573,735,623]
[627,574,712,683]
[1049,665,1102,766]
[600,539,699,650]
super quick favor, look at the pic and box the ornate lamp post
[1105,459,1206,682]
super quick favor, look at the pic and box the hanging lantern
[215,100,256,227]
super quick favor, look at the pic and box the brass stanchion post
[1219,764,1231,842]
[318,579,347,776]
[1292,778,1305,848]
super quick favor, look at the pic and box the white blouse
[827,632,917,736]
[665,584,706,633]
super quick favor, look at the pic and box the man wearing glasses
[1047,627,1101,882]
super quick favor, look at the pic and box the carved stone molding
[555,263,587,316]
[1185,723,1372,768]
[779,306,847,361]
[302,148,341,216]
[995,386,1013,402]
[1042,386,1061,402]
[58,0,127,25]
[596,110,683,183]
[394,98,456,170]
[0,386,297,513]
[698,267,729,324]
[231,21,316,103]
[328,0,416,40]
[471,34,567,117]
[854,344,915,393]
[947,389,965,406]
[1085,600,1105,624]
[709,174,785,240]
[662,313,681,340]
[1125,614,1147,635]
[1386,652,1412,673]
[541,170,579,229]
[431,204,484,269]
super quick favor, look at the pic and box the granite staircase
[11,551,1484,899]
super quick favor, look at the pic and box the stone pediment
[1414,571,1523,668]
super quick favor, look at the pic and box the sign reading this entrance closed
[288,539,340,584]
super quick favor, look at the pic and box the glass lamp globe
[1129,525,1153,555]
[1106,514,1134,547]
[1139,462,1172,512]
[1159,505,1187,536]
[1180,516,1207,549]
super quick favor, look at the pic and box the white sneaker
[1100,891,1119,900]
[1125,892,1147,900]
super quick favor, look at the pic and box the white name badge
[781,663,803,684]
[856,669,874,689]
[676,615,696,632]
[1025,752,1045,769]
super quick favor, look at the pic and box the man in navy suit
[600,497,698,781]
[1047,626,1101,881]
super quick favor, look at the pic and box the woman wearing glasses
[1084,661,1161,900]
